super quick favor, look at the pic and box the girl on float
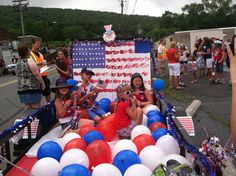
[130,73,153,107]
[53,78,93,131]
[114,84,143,139]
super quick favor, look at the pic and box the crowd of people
[155,37,231,90]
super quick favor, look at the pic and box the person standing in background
[31,38,51,103]
[0,57,5,76]
[157,39,168,77]
[56,48,72,80]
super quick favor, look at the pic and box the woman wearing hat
[130,73,153,108]
[52,78,93,130]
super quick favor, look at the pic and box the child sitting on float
[114,84,143,139]
[76,68,107,123]
[52,78,93,130]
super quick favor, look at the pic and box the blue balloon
[152,128,170,142]
[152,79,165,91]
[146,110,162,118]
[97,101,110,113]
[59,164,91,176]
[83,130,104,145]
[100,98,111,104]
[37,141,62,161]
[113,150,141,175]
[147,114,166,127]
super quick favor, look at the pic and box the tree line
[0,0,235,44]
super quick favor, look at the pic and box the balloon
[113,150,141,175]
[83,130,104,145]
[161,154,191,167]
[152,79,165,91]
[92,163,122,176]
[63,138,87,153]
[86,140,112,169]
[112,139,137,159]
[143,104,160,114]
[62,133,81,148]
[147,114,166,127]
[139,145,166,171]
[97,99,111,113]
[97,119,116,142]
[59,164,91,176]
[124,164,152,176]
[131,125,151,140]
[152,128,170,142]
[103,114,115,125]
[31,157,61,176]
[142,114,148,126]
[37,141,62,161]
[100,98,111,105]
[149,122,167,133]
[79,125,96,138]
[60,149,89,169]
[156,135,180,155]
[132,134,155,154]
[146,110,162,118]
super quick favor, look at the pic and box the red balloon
[79,125,96,138]
[132,134,155,154]
[103,114,115,125]
[97,119,116,142]
[63,138,87,153]
[86,140,112,170]
[149,122,167,133]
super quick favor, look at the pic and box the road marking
[0,68,56,88]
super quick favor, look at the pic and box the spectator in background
[56,48,72,80]
[31,38,51,103]
[202,38,213,80]
[157,39,168,77]
[0,57,4,76]
[16,45,45,109]
[11,55,18,64]
[166,41,183,90]
[213,41,225,84]
[188,55,197,84]
[226,35,236,145]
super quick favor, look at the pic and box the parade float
[0,26,231,176]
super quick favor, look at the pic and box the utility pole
[119,0,126,37]
[12,0,29,45]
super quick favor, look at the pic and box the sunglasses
[123,90,133,95]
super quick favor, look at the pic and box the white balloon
[156,135,180,155]
[124,164,152,176]
[142,114,148,126]
[139,145,166,171]
[143,104,160,114]
[131,125,151,140]
[62,132,81,148]
[161,154,191,167]
[60,149,89,168]
[112,139,137,159]
[92,163,122,176]
[31,157,61,176]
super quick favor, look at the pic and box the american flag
[71,39,152,101]
[176,116,195,136]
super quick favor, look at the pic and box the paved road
[0,65,59,129]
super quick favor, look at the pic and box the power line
[132,0,138,15]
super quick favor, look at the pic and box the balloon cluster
[31,103,191,175]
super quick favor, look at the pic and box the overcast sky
[0,0,204,17]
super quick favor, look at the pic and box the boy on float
[77,68,106,123]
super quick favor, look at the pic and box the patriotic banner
[176,116,195,136]
[72,39,152,101]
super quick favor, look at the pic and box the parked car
[6,63,16,75]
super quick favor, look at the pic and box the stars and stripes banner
[72,39,152,101]
[176,116,195,136]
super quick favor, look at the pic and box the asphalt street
[0,64,59,130]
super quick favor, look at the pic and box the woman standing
[56,48,72,80]
[16,45,45,109]
[166,42,183,90]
